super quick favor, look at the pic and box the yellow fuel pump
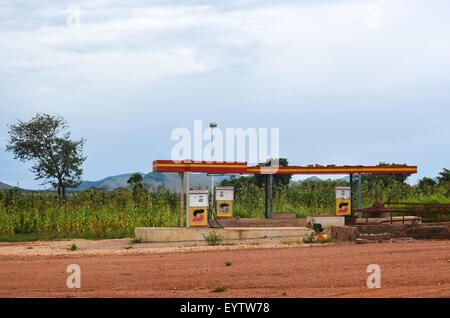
[335,186,351,216]
[215,186,234,218]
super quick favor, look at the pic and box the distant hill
[304,176,323,182]
[0,181,47,192]
[0,181,14,191]
[297,176,350,183]
[0,181,31,192]
[3,173,350,193]
[74,172,229,192]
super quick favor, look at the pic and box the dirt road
[1,240,449,298]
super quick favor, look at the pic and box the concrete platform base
[306,215,345,230]
[135,227,314,243]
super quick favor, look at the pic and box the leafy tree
[220,158,292,190]
[220,175,257,193]
[5,113,86,199]
[254,158,292,188]
[417,177,436,189]
[437,168,450,184]
[362,162,411,188]
[127,173,143,191]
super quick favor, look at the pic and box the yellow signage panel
[217,200,233,217]
[189,207,208,226]
[336,199,351,216]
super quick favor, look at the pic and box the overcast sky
[1,0,449,189]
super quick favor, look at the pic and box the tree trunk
[62,185,66,202]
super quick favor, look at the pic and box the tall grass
[0,180,448,240]
[0,186,180,239]
[231,180,449,218]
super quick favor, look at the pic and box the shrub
[203,231,224,246]
[69,244,78,251]
[302,232,317,244]
[213,286,227,293]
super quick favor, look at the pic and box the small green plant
[125,245,133,249]
[131,238,141,244]
[280,240,293,245]
[302,232,317,244]
[27,246,33,249]
[221,242,236,246]
[213,286,227,293]
[225,261,232,266]
[68,244,78,251]
[203,231,224,246]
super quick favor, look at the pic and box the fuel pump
[335,186,351,216]
[188,190,209,227]
[215,186,234,218]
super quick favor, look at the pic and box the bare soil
[0,239,449,298]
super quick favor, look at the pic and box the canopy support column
[358,173,362,218]
[349,173,354,220]
[269,174,274,219]
[179,172,184,227]
[264,175,269,219]
[186,172,190,228]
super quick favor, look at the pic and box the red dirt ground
[1,240,449,298]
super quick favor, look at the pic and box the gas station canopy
[153,160,418,175]
[153,160,418,225]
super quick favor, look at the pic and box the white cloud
[3,1,449,100]
[0,0,449,188]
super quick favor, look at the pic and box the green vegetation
[203,230,224,246]
[127,173,145,195]
[300,233,335,244]
[0,186,180,241]
[225,165,450,219]
[302,232,318,244]
[225,261,232,266]
[0,165,448,242]
[6,113,86,200]
[437,168,450,184]
[213,286,227,293]
[69,244,77,251]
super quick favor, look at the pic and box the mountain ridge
[1,174,349,192]
[73,172,229,192]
